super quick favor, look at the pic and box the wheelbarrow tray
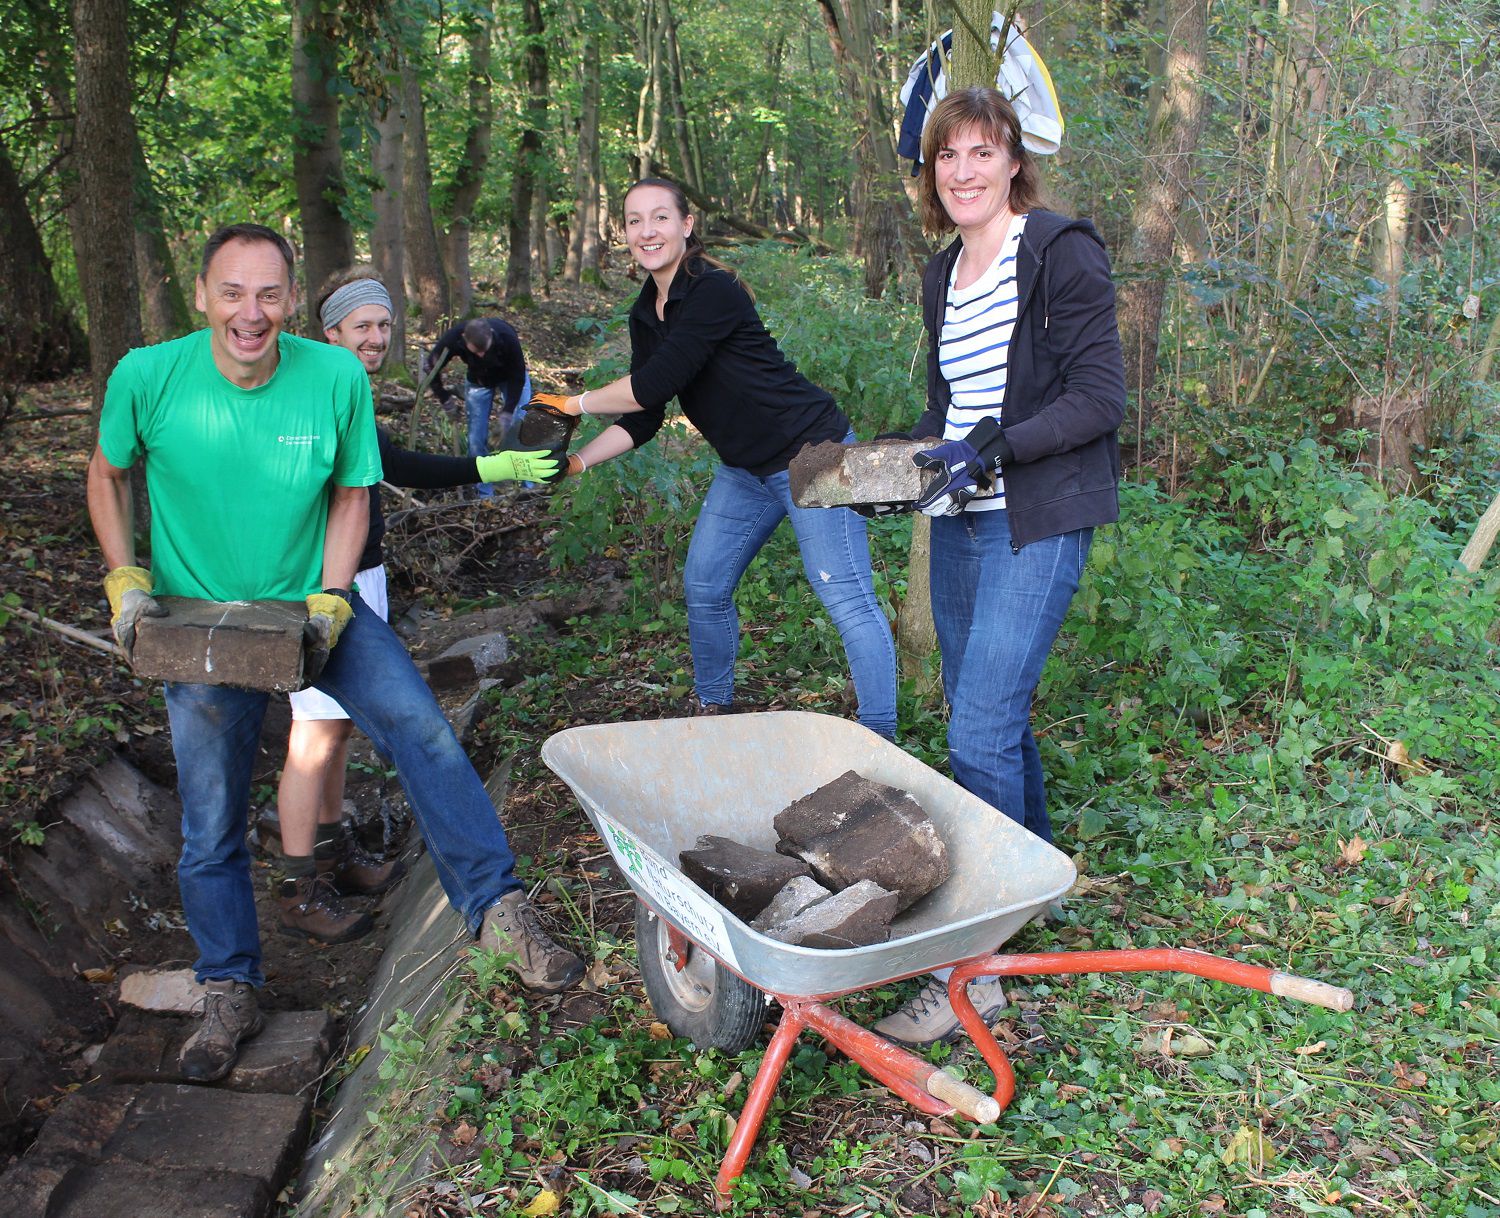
[542,711,1075,999]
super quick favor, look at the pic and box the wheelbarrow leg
[714,1005,806,1208]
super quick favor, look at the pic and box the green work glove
[475,449,560,484]
[303,589,354,681]
[103,565,167,657]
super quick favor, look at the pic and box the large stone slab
[760,879,900,948]
[45,1160,270,1218]
[679,835,813,921]
[119,968,205,1014]
[101,1084,308,1184]
[788,438,995,510]
[426,632,511,691]
[774,770,949,911]
[749,875,833,934]
[131,598,308,692]
[94,1009,334,1094]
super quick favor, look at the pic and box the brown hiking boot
[278,874,374,944]
[318,823,407,896]
[477,890,585,993]
[180,980,265,1082]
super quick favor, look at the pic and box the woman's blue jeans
[683,454,898,739]
[930,510,1092,843]
[164,596,519,985]
[466,373,533,497]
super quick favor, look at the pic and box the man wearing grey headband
[274,267,566,946]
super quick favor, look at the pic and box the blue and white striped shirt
[939,212,1028,511]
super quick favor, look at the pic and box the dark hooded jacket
[910,208,1125,549]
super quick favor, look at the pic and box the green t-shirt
[98,328,381,600]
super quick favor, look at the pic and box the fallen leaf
[1199,1196,1227,1214]
[1142,1189,1166,1214]
[450,1120,477,1147]
[1336,835,1369,867]
[1392,1061,1428,1090]
[647,1021,672,1041]
[1221,1124,1276,1169]
[520,1189,560,1216]
[1294,1040,1327,1056]
[78,966,116,984]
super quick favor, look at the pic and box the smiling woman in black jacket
[873,87,1125,1048]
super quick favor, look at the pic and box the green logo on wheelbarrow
[606,823,644,875]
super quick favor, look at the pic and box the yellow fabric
[104,566,153,620]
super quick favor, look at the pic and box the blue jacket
[910,209,1125,549]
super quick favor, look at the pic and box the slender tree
[402,59,448,330]
[292,0,355,323]
[505,0,548,304]
[71,0,142,413]
[442,2,496,316]
[370,57,409,368]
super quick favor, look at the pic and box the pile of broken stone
[679,770,950,949]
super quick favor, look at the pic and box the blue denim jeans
[930,510,1092,844]
[466,373,532,497]
[682,451,897,739]
[164,596,519,985]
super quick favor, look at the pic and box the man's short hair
[200,223,296,282]
[462,318,493,352]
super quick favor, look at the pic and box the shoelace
[191,988,233,1041]
[906,978,953,1016]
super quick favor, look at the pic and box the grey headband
[320,279,393,330]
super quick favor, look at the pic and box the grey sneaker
[180,980,265,1082]
[478,890,585,993]
[873,975,1009,1048]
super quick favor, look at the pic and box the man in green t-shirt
[87,223,584,1083]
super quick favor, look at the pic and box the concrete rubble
[774,770,950,910]
[131,597,308,692]
[679,835,813,921]
[756,879,901,948]
[788,438,996,511]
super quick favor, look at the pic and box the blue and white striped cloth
[938,212,1028,511]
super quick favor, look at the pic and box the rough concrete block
[679,835,813,921]
[103,1083,308,1188]
[131,598,308,692]
[750,875,832,933]
[30,1087,134,1161]
[46,1161,270,1218]
[775,770,949,911]
[0,1151,75,1218]
[762,880,900,948]
[119,969,206,1014]
[789,439,996,509]
[426,632,511,690]
[95,1010,334,1095]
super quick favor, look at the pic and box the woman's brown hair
[917,87,1043,235]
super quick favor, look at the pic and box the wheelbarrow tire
[634,900,764,1053]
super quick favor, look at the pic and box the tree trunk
[292,0,355,325]
[634,0,666,181]
[1116,0,1208,445]
[661,0,700,189]
[402,60,448,330]
[442,3,495,318]
[0,140,84,396]
[370,78,408,370]
[565,33,603,286]
[504,0,548,305]
[814,0,924,298]
[131,131,191,342]
[71,0,142,414]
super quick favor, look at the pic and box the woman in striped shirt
[874,86,1126,1047]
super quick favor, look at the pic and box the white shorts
[288,564,389,721]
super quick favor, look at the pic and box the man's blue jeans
[682,453,898,739]
[466,373,532,497]
[164,596,519,985]
[930,509,1092,844]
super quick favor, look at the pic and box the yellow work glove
[103,565,166,656]
[475,449,560,483]
[527,391,580,416]
[303,590,355,681]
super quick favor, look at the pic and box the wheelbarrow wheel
[634,900,764,1053]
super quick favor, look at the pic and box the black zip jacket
[422,319,527,407]
[910,209,1125,549]
[619,258,850,475]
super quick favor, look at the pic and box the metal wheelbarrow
[542,712,1354,1205]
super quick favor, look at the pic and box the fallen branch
[8,604,123,657]
[1458,488,1500,573]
